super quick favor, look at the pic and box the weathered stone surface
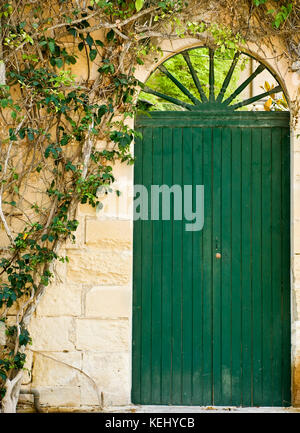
[37,283,82,317]
[293,320,300,406]
[78,203,97,217]
[66,249,132,285]
[0,229,10,249]
[295,287,300,317]
[85,286,131,318]
[294,220,300,254]
[294,255,300,281]
[294,181,300,222]
[0,321,6,345]
[29,317,74,351]
[85,219,132,249]
[22,350,33,385]
[75,319,129,352]
[96,161,133,220]
[32,351,82,387]
[38,386,81,407]
[80,352,130,406]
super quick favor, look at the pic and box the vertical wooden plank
[161,127,173,403]
[192,128,203,404]
[171,128,183,404]
[140,127,153,404]
[182,128,194,404]
[132,128,143,403]
[271,127,283,406]
[212,128,222,405]
[261,128,273,405]
[251,128,263,406]
[221,127,232,405]
[231,128,242,406]
[241,128,252,406]
[151,127,163,403]
[281,127,291,406]
[202,127,213,404]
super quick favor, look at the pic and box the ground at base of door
[104,405,300,413]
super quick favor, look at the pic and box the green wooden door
[132,111,290,407]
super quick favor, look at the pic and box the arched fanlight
[141,48,285,112]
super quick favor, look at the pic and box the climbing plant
[0,0,298,413]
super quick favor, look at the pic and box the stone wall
[18,35,300,410]
[25,161,133,410]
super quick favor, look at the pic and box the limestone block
[66,249,132,285]
[32,351,82,387]
[38,386,81,408]
[36,283,82,317]
[295,287,300,317]
[0,218,26,248]
[75,319,129,352]
[78,203,97,217]
[80,352,130,406]
[292,129,300,152]
[0,321,6,345]
[29,317,74,351]
[0,229,10,249]
[294,255,300,282]
[98,188,133,220]
[294,219,300,254]
[85,219,132,249]
[85,286,131,318]
[294,182,300,220]
[96,162,134,220]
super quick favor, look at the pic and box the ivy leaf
[55,58,64,68]
[89,49,97,61]
[78,42,84,51]
[68,27,77,37]
[106,29,114,41]
[86,34,94,48]
[135,0,144,12]
[19,329,31,347]
[48,40,56,54]
[27,131,34,141]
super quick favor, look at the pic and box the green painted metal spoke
[209,48,215,102]
[157,64,202,106]
[143,85,196,111]
[230,85,282,110]
[223,63,265,106]
[181,51,208,103]
[216,51,240,103]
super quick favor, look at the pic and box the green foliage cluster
[253,0,294,28]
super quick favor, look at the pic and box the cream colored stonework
[85,286,131,318]
[19,29,300,411]
[67,249,132,285]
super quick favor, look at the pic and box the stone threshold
[104,405,300,413]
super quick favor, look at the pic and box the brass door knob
[216,253,221,259]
